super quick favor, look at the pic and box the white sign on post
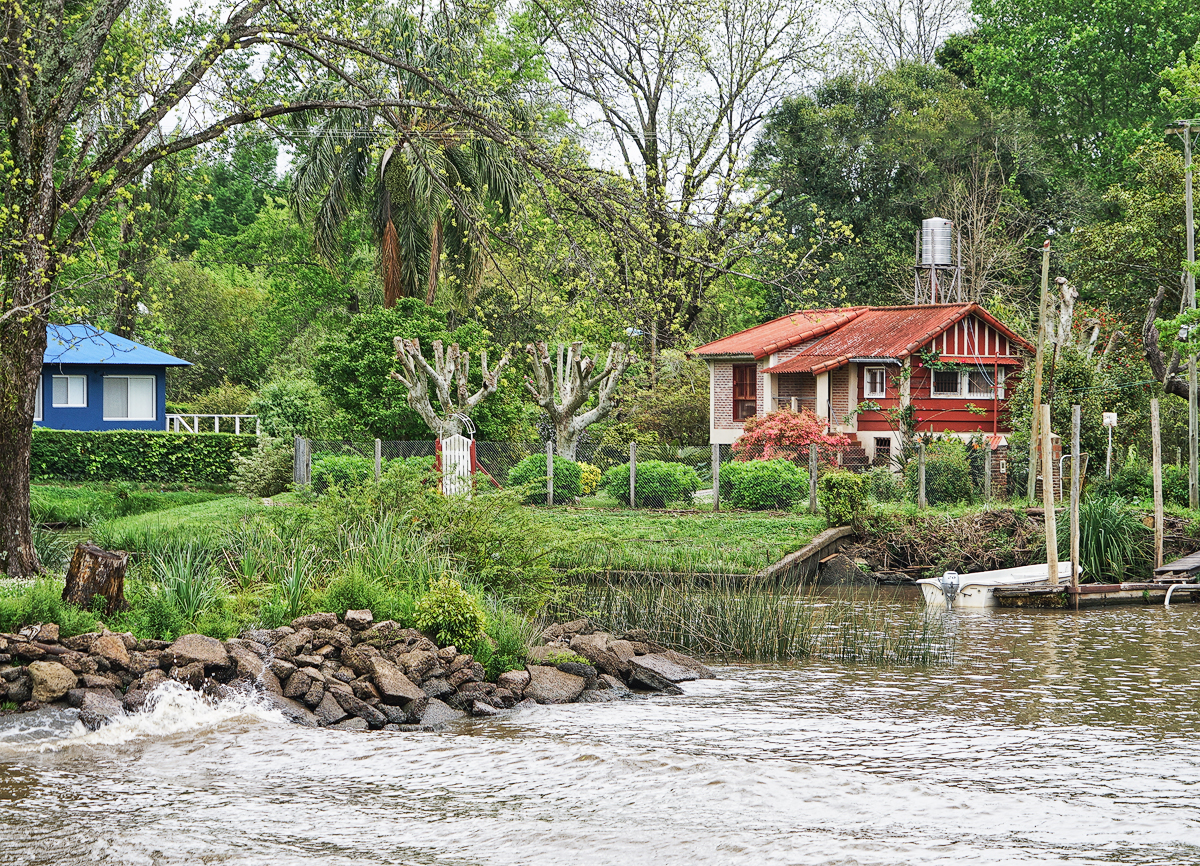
[440,434,473,496]
[1103,412,1118,428]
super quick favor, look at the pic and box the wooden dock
[993,582,1200,608]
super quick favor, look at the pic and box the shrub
[415,576,487,647]
[578,462,602,496]
[31,429,257,484]
[720,459,809,510]
[248,377,329,438]
[600,460,701,507]
[868,466,902,502]
[1163,464,1189,508]
[311,454,374,493]
[1057,494,1151,581]
[732,409,849,463]
[230,437,294,498]
[904,438,974,505]
[507,453,582,504]
[818,471,869,527]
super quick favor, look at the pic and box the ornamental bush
[818,470,870,527]
[507,453,583,504]
[904,438,974,505]
[600,460,701,507]
[415,576,487,648]
[311,454,374,493]
[720,458,809,510]
[578,461,602,496]
[732,408,849,463]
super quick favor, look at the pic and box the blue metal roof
[43,324,191,367]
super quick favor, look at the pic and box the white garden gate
[439,433,474,496]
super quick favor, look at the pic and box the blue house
[37,324,190,431]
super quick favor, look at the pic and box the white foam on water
[0,681,286,754]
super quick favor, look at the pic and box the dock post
[1041,404,1058,585]
[1070,405,1082,605]
[809,445,819,513]
[917,441,927,509]
[1152,399,1164,568]
[712,443,721,512]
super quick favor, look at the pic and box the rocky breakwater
[0,613,714,732]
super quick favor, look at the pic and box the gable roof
[43,324,191,367]
[694,304,1033,370]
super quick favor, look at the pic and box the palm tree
[288,7,523,308]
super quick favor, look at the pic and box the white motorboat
[917,563,1080,610]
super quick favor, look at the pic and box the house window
[34,376,42,421]
[732,364,757,420]
[873,437,891,466]
[967,368,1006,398]
[103,375,156,420]
[932,369,961,396]
[52,374,87,407]
[864,367,887,398]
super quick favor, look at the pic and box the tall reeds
[567,575,952,666]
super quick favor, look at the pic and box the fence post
[1070,404,1083,601]
[1152,398,1163,568]
[1041,404,1058,585]
[374,438,382,482]
[917,441,927,509]
[629,441,637,509]
[809,445,819,513]
[293,436,311,487]
[711,443,721,512]
[546,441,555,507]
[983,446,992,502]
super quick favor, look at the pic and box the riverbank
[1,612,714,731]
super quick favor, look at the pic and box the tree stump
[62,543,129,615]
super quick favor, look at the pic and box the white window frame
[34,375,42,421]
[930,367,1008,399]
[864,366,887,398]
[930,368,962,397]
[966,368,1005,399]
[51,374,87,407]
[103,375,157,421]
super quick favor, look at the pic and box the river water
[2,590,1200,865]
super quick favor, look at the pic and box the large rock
[343,609,374,631]
[27,661,76,703]
[626,662,684,695]
[541,618,592,642]
[332,689,387,728]
[227,644,282,695]
[61,632,99,653]
[272,628,313,661]
[523,665,585,704]
[629,653,698,684]
[418,698,466,727]
[262,692,320,727]
[368,658,426,707]
[658,649,716,680]
[497,669,530,695]
[314,690,348,726]
[599,674,633,697]
[816,553,874,587]
[283,670,316,700]
[555,661,599,689]
[168,662,206,689]
[570,633,629,677]
[392,650,440,684]
[126,651,161,676]
[421,677,454,699]
[165,634,229,669]
[78,691,124,730]
[291,613,337,632]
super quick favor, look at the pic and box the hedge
[719,458,809,510]
[600,460,701,507]
[507,453,583,504]
[31,428,260,484]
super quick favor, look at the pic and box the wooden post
[546,441,555,507]
[809,444,819,513]
[1041,404,1058,585]
[1027,240,1052,498]
[62,543,129,615]
[629,441,637,508]
[711,443,721,512]
[1070,405,1082,603]
[917,441,927,509]
[1184,124,1198,509]
[1152,398,1164,568]
[983,446,992,502]
[374,439,382,482]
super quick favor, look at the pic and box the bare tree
[389,339,511,439]
[525,342,632,459]
[845,0,967,68]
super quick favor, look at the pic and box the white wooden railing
[166,413,260,435]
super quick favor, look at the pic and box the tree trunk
[0,313,46,578]
[62,543,129,615]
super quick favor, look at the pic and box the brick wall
[831,366,851,417]
[776,372,817,412]
[712,362,740,430]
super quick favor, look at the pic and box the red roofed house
[693,304,1033,467]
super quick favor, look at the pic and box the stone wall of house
[776,373,817,412]
[711,362,741,432]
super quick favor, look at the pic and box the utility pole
[1028,240,1051,499]
[1186,123,1198,510]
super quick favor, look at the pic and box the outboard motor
[938,571,961,609]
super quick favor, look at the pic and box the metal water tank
[920,218,953,267]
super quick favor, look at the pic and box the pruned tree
[524,341,632,459]
[1144,284,1190,400]
[389,338,511,439]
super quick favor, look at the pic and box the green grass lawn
[31,482,227,526]
[537,506,827,574]
[91,496,270,556]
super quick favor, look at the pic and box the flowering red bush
[732,409,850,464]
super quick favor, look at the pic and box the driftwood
[62,543,129,615]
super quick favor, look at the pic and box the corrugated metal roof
[699,304,1033,368]
[43,324,191,367]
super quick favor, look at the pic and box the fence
[290,436,1004,512]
